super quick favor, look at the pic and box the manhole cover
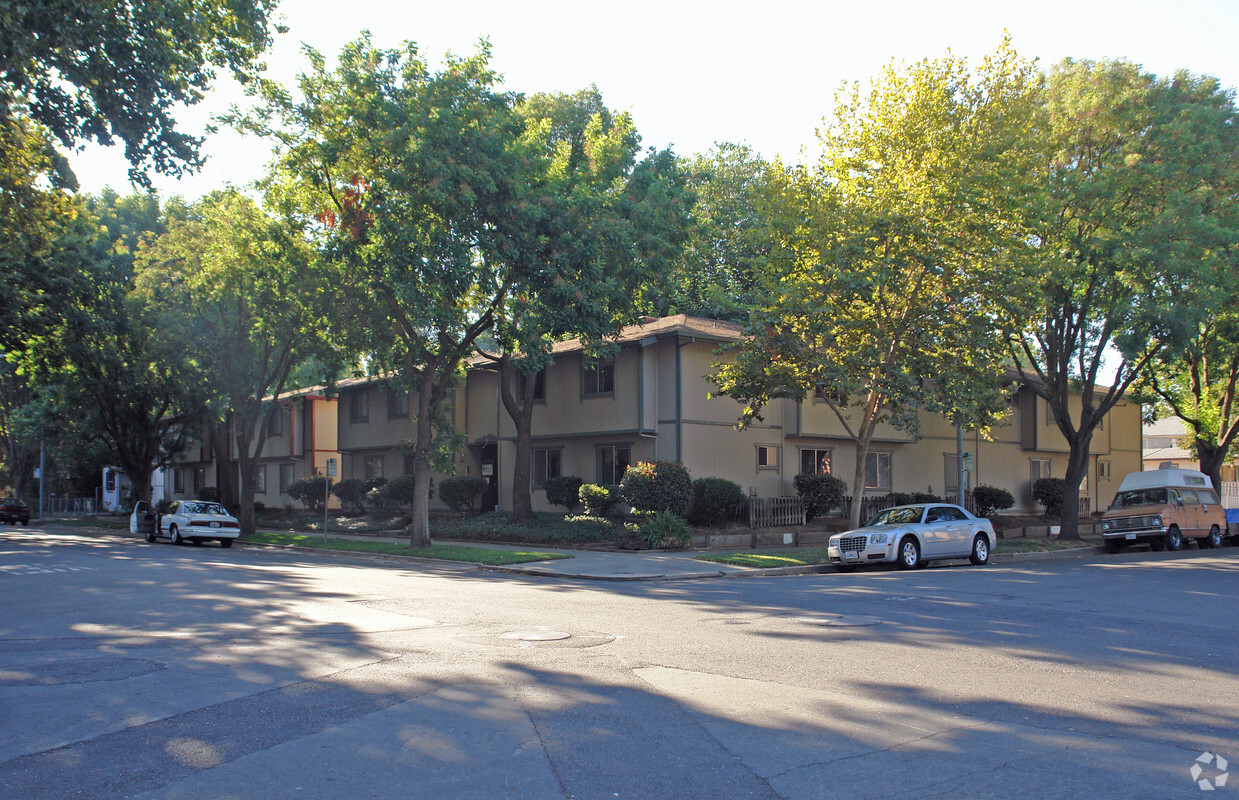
[786,615,881,628]
[0,656,163,686]
[499,630,572,642]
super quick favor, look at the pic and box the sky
[69,0,1239,199]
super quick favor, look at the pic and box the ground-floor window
[192,467,205,494]
[173,469,185,494]
[757,445,780,471]
[596,445,630,485]
[364,455,384,481]
[279,463,295,493]
[944,454,970,494]
[865,452,892,491]
[533,448,562,489]
[1098,460,1112,479]
[800,448,832,475]
[254,465,267,494]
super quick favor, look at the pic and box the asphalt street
[1,526,1236,799]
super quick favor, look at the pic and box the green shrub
[886,491,941,506]
[439,475,488,512]
[368,474,425,511]
[972,485,1015,517]
[1032,477,1066,519]
[580,483,618,517]
[432,511,617,546]
[690,477,746,526]
[195,486,221,503]
[793,473,847,521]
[638,511,692,549]
[253,501,266,514]
[619,460,692,515]
[544,476,584,512]
[287,476,331,512]
[332,478,385,513]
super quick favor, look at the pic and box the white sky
[70,0,1239,198]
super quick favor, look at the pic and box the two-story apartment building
[333,315,1142,515]
[165,386,341,510]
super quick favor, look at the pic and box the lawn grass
[243,531,571,565]
[695,548,832,568]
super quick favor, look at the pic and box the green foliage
[619,460,693,515]
[367,475,424,511]
[332,478,384,514]
[690,477,746,527]
[439,476,488,512]
[287,476,330,512]
[1032,478,1066,519]
[194,486,221,503]
[432,511,617,546]
[972,485,1015,517]
[579,483,619,517]
[544,475,584,511]
[638,511,692,549]
[792,473,847,521]
[0,0,281,184]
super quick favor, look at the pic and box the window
[403,454,418,475]
[1098,461,1111,479]
[800,448,832,475]
[865,452,892,491]
[532,448,562,489]
[192,467,205,493]
[267,405,284,436]
[364,455,384,481]
[255,465,267,494]
[349,389,369,423]
[757,445,780,470]
[105,470,116,492]
[173,469,185,494]
[596,445,630,485]
[387,388,409,419]
[582,358,615,397]
[1030,459,1052,483]
[279,463,295,493]
[518,369,546,402]
[944,454,971,494]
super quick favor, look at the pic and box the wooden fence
[748,496,805,528]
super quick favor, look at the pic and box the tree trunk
[1196,439,1228,498]
[1057,438,1093,541]
[209,419,239,512]
[407,385,436,548]
[849,440,872,528]
[235,454,256,536]
[497,360,538,523]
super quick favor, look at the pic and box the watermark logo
[1191,752,1229,791]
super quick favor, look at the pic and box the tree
[714,40,1042,526]
[1011,61,1239,538]
[0,0,282,184]
[239,36,541,547]
[654,142,771,321]
[481,88,690,521]
[135,190,334,535]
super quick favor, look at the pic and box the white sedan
[132,500,240,547]
[828,503,995,572]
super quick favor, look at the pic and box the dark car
[0,497,31,526]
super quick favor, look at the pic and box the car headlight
[869,532,889,545]
[1101,520,1111,531]
[1152,515,1163,528]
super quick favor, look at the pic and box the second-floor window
[518,369,546,403]
[350,389,369,423]
[387,388,409,419]
[267,405,284,437]
[582,358,615,397]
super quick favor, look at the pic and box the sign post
[324,458,337,544]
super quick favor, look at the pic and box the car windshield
[1109,488,1168,509]
[182,501,227,516]
[866,506,925,526]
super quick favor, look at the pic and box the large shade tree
[481,87,691,521]
[239,36,543,546]
[1011,60,1239,538]
[135,190,333,535]
[713,40,1043,526]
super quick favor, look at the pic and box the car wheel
[170,525,183,545]
[1104,539,1123,554]
[1164,526,1183,552]
[898,536,921,570]
[144,530,156,543]
[219,538,233,548]
[1202,525,1223,549]
[969,535,990,566]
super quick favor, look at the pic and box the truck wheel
[1164,526,1183,551]
[1202,525,1223,549]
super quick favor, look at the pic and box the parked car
[1101,468,1226,553]
[131,499,239,547]
[0,496,31,526]
[828,503,995,572]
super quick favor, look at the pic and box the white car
[828,503,995,572]
[131,500,240,547]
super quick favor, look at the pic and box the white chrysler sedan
[828,503,995,572]
[132,500,240,547]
